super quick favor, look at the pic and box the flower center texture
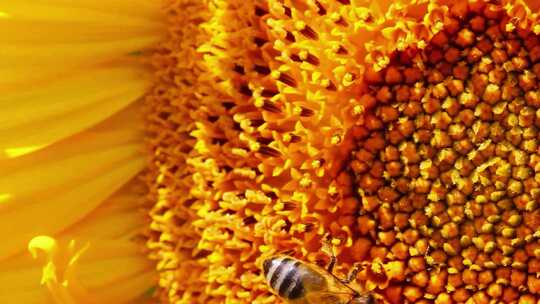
[145,0,540,303]
[348,3,540,303]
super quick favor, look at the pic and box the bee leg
[321,236,337,273]
[341,262,362,284]
[326,252,337,273]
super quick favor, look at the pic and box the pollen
[145,0,540,303]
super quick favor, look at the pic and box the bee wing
[305,290,353,304]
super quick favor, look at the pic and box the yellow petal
[0,43,157,86]
[58,181,156,303]
[0,0,162,156]
[0,0,164,88]
[0,280,49,304]
[0,238,154,304]
[28,0,162,21]
[0,65,150,157]
[0,3,162,26]
[0,0,163,302]
[58,181,147,241]
[0,179,155,304]
[0,2,163,49]
[0,104,145,260]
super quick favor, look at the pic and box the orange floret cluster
[145,0,540,303]
[349,1,540,303]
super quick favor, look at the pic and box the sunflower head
[146,0,540,303]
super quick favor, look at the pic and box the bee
[262,245,374,304]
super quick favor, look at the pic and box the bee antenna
[320,234,338,273]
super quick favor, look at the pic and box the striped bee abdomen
[263,257,305,299]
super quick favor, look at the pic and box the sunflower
[3,0,540,303]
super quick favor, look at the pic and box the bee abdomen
[263,257,305,299]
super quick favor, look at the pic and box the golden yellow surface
[0,1,163,302]
[146,0,540,303]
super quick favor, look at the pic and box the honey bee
[262,246,374,304]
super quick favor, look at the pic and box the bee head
[352,294,375,304]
